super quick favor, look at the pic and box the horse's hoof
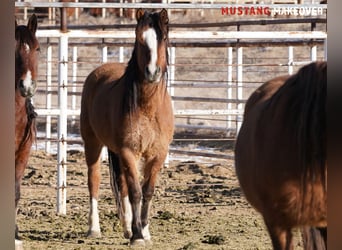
[15,239,23,250]
[130,238,145,247]
[87,230,102,238]
[124,230,133,239]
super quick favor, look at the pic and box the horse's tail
[107,149,122,212]
[301,226,327,250]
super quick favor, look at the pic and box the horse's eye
[36,47,41,52]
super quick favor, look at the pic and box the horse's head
[134,9,169,83]
[15,14,40,98]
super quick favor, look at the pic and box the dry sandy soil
[17,148,303,250]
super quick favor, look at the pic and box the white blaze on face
[22,70,32,89]
[142,28,158,76]
[21,43,33,89]
[24,43,30,53]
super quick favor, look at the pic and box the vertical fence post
[119,47,124,63]
[310,45,317,62]
[57,8,68,215]
[227,47,233,131]
[102,0,106,18]
[75,0,79,20]
[288,46,293,75]
[102,44,108,63]
[324,38,327,60]
[46,41,52,154]
[71,46,78,126]
[165,46,175,167]
[168,47,175,107]
[236,46,243,134]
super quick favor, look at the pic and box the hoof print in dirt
[157,210,174,220]
[178,242,197,250]
[202,234,225,245]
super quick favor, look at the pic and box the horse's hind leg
[83,138,103,238]
[141,155,165,243]
[265,220,293,250]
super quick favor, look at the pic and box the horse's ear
[27,14,38,34]
[160,9,169,25]
[136,9,145,22]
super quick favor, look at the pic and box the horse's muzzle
[145,66,161,83]
[19,80,37,98]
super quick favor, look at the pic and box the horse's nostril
[145,67,150,75]
[19,80,24,88]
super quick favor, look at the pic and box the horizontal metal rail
[35,108,244,116]
[36,29,327,40]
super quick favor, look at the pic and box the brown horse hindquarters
[235,62,327,250]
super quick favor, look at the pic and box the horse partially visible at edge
[15,14,39,247]
[235,61,327,250]
[80,9,174,246]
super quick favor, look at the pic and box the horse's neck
[15,90,26,113]
[137,79,166,113]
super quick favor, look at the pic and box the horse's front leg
[15,147,31,240]
[84,141,103,238]
[141,155,165,243]
[120,148,144,246]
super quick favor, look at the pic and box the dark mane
[16,99,37,154]
[122,48,139,114]
[269,61,326,182]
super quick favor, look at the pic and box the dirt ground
[17,148,303,250]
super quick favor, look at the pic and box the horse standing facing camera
[80,8,174,246]
[15,14,39,247]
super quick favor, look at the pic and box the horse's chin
[19,86,36,98]
[146,76,162,84]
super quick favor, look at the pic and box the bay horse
[80,9,174,246]
[235,61,327,250]
[15,14,39,242]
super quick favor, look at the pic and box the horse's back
[82,63,125,96]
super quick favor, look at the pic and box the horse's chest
[125,116,162,154]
